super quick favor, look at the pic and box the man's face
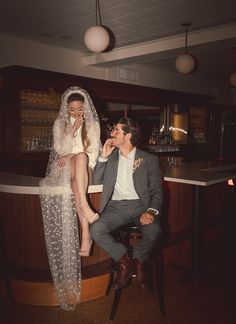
[111,123,129,147]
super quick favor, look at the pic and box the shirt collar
[119,147,136,161]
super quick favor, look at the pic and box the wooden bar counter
[164,160,236,277]
[1,161,236,306]
[0,172,108,305]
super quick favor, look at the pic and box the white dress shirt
[111,147,139,200]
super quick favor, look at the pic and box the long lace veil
[39,86,101,310]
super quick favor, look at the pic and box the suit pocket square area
[132,158,143,173]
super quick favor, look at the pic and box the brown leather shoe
[113,252,133,290]
[133,258,148,289]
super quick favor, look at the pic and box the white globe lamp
[84,0,110,53]
[230,72,236,87]
[175,54,195,74]
[175,23,196,74]
[84,25,109,53]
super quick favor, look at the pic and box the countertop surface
[0,172,103,194]
[164,160,236,186]
[1,160,236,194]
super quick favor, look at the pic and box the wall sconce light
[175,23,196,74]
[84,0,110,53]
[230,72,236,87]
[228,179,235,186]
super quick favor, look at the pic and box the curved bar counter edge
[0,172,109,306]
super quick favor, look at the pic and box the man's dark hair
[118,117,141,146]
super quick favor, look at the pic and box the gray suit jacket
[93,148,163,214]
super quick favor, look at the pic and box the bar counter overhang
[1,161,236,306]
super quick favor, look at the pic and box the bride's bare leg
[76,207,92,255]
[70,153,98,219]
[70,153,98,254]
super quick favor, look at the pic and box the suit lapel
[111,150,119,187]
[109,148,119,187]
[133,148,143,188]
[100,149,119,212]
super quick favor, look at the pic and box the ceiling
[1,0,236,83]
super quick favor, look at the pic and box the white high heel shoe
[79,238,93,257]
[86,212,99,224]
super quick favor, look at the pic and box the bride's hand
[58,156,67,167]
[71,115,84,136]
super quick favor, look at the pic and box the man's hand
[140,212,155,225]
[101,138,115,159]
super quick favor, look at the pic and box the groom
[90,117,163,289]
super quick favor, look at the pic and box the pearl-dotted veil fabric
[39,86,101,310]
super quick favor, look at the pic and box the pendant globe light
[230,72,236,87]
[175,23,195,74]
[84,0,110,53]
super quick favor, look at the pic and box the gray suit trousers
[90,199,162,261]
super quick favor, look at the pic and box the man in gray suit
[90,117,163,289]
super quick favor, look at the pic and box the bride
[39,86,101,310]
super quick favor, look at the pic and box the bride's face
[68,100,84,118]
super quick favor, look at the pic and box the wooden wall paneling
[1,65,213,106]
[1,191,110,273]
[166,182,193,234]
[1,193,49,270]
[205,182,232,223]
[0,85,4,158]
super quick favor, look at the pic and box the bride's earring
[83,111,87,119]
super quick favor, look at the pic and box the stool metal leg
[109,288,123,320]
[106,260,116,295]
[152,249,166,317]
[157,252,166,316]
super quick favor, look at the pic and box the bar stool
[106,222,166,320]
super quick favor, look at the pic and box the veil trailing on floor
[39,86,101,310]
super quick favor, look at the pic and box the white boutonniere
[133,157,143,173]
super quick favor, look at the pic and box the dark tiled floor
[1,234,236,324]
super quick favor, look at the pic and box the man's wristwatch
[98,155,108,162]
[147,208,159,216]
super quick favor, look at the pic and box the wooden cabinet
[189,106,208,144]
[169,108,188,144]
[181,105,221,162]
[20,89,60,152]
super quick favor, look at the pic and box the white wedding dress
[39,86,101,310]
